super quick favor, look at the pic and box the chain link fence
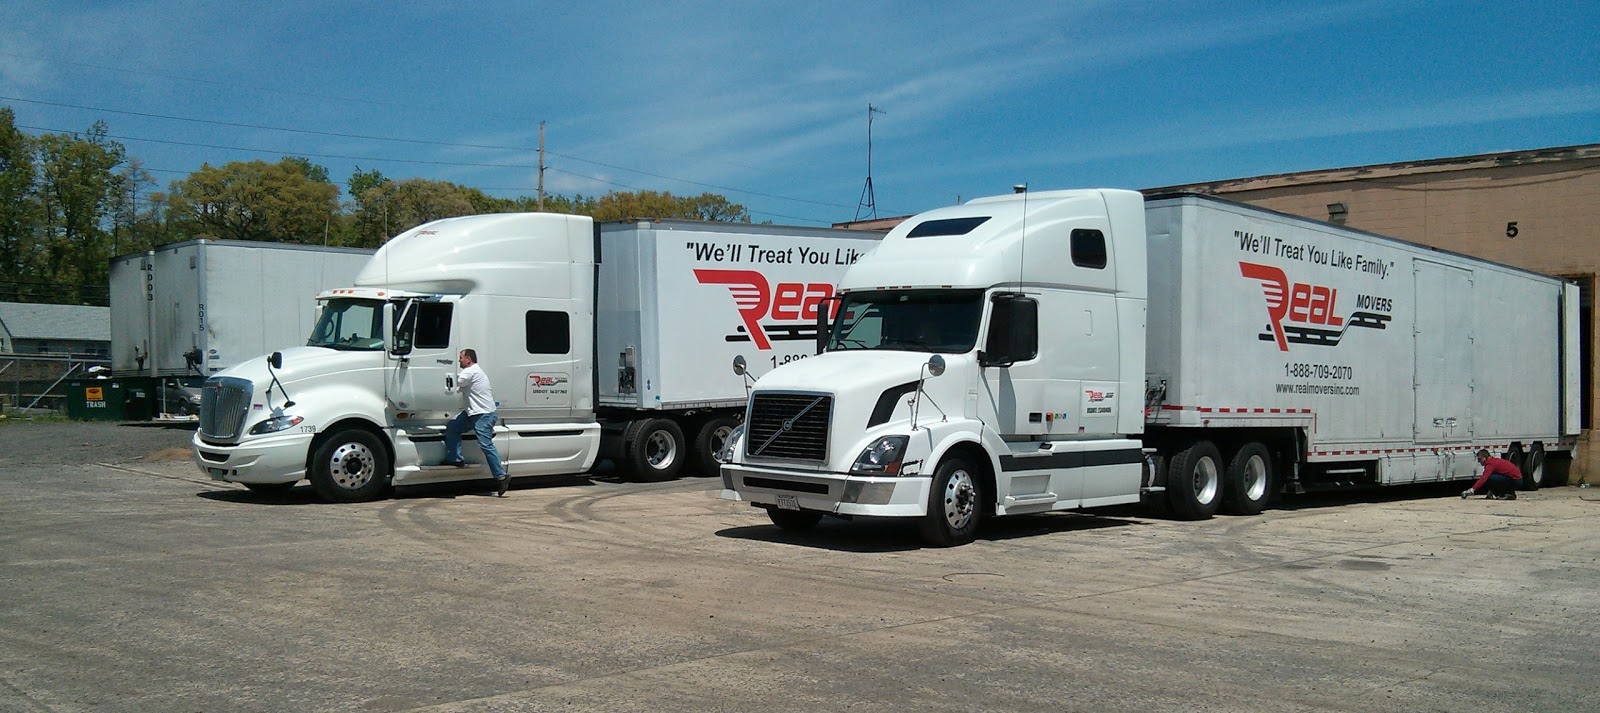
[1,354,113,415]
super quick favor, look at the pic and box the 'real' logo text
[1239,261,1391,351]
[694,269,837,350]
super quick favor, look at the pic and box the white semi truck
[719,189,1581,545]
[191,215,881,500]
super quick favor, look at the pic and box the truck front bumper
[720,462,931,517]
[192,431,313,485]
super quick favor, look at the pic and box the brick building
[1155,144,1600,480]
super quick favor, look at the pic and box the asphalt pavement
[1,422,1597,711]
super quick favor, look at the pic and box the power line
[3,95,875,211]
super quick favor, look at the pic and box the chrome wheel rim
[1194,456,1219,505]
[328,441,376,490]
[646,430,677,469]
[1530,459,1543,487]
[941,468,977,530]
[1244,454,1268,501]
[710,424,735,463]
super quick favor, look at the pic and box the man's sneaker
[1504,491,1517,501]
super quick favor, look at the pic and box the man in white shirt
[444,348,509,496]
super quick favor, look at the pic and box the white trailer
[191,217,881,500]
[110,240,373,378]
[719,190,1580,545]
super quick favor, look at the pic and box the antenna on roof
[1016,184,1029,288]
[854,104,886,221]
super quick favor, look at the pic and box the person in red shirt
[1462,449,1522,500]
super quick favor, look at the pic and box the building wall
[1161,148,1600,482]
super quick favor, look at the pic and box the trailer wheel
[1222,442,1272,516]
[1502,444,1526,477]
[1521,444,1545,491]
[620,418,685,482]
[766,507,823,532]
[690,414,741,477]
[918,456,982,547]
[1166,440,1222,520]
[309,429,390,503]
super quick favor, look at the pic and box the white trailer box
[1142,194,1579,484]
[596,220,877,410]
[110,240,373,377]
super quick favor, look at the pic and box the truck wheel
[918,456,982,547]
[1222,442,1272,515]
[766,507,823,532]
[690,415,741,476]
[309,429,390,503]
[621,418,685,482]
[1166,440,1222,520]
[1521,444,1545,491]
[244,482,295,495]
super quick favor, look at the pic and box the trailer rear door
[1413,260,1474,443]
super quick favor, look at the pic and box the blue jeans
[445,411,505,479]
[1484,473,1517,496]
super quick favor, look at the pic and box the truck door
[389,299,460,419]
[1413,261,1474,443]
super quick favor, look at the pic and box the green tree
[350,177,477,245]
[589,190,749,222]
[0,107,39,293]
[34,121,129,303]
[165,158,340,243]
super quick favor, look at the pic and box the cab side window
[526,311,571,354]
[1072,229,1107,269]
[414,303,453,350]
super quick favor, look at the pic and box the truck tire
[1166,440,1222,520]
[309,429,390,503]
[918,456,982,547]
[1521,444,1545,491]
[690,414,741,477]
[620,418,685,482]
[766,507,823,532]
[1222,442,1272,516]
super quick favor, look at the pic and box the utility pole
[854,104,885,222]
[537,121,546,211]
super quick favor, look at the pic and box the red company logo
[1239,262,1389,351]
[693,269,835,350]
[1085,389,1113,403]
[528,375,567,387]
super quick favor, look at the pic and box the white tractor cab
[721,189,1149,545]
[193,213,884,501]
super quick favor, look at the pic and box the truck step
[1003,493,1059,512]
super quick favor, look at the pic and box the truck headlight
[248,414,304,435]
[718,425,745,463]
[851,435,909,475]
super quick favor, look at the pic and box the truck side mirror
[268,351,283,370]
[980,294,1039,368]
[732,355,747,376]
[390,300,415,357]
[815,295,840,355]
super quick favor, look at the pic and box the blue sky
[1,1,1595,226]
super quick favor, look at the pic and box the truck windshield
[308,298,385,351]
[828,290,984,353]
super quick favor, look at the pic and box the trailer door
[1413,261,1474,443]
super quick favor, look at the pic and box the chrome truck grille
[745,392,832,462]
[199,377,253,441]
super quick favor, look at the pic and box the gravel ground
[0,418,198,467]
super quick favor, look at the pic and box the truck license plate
[775,494,799,511]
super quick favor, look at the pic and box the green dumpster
[66,379,126,421]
